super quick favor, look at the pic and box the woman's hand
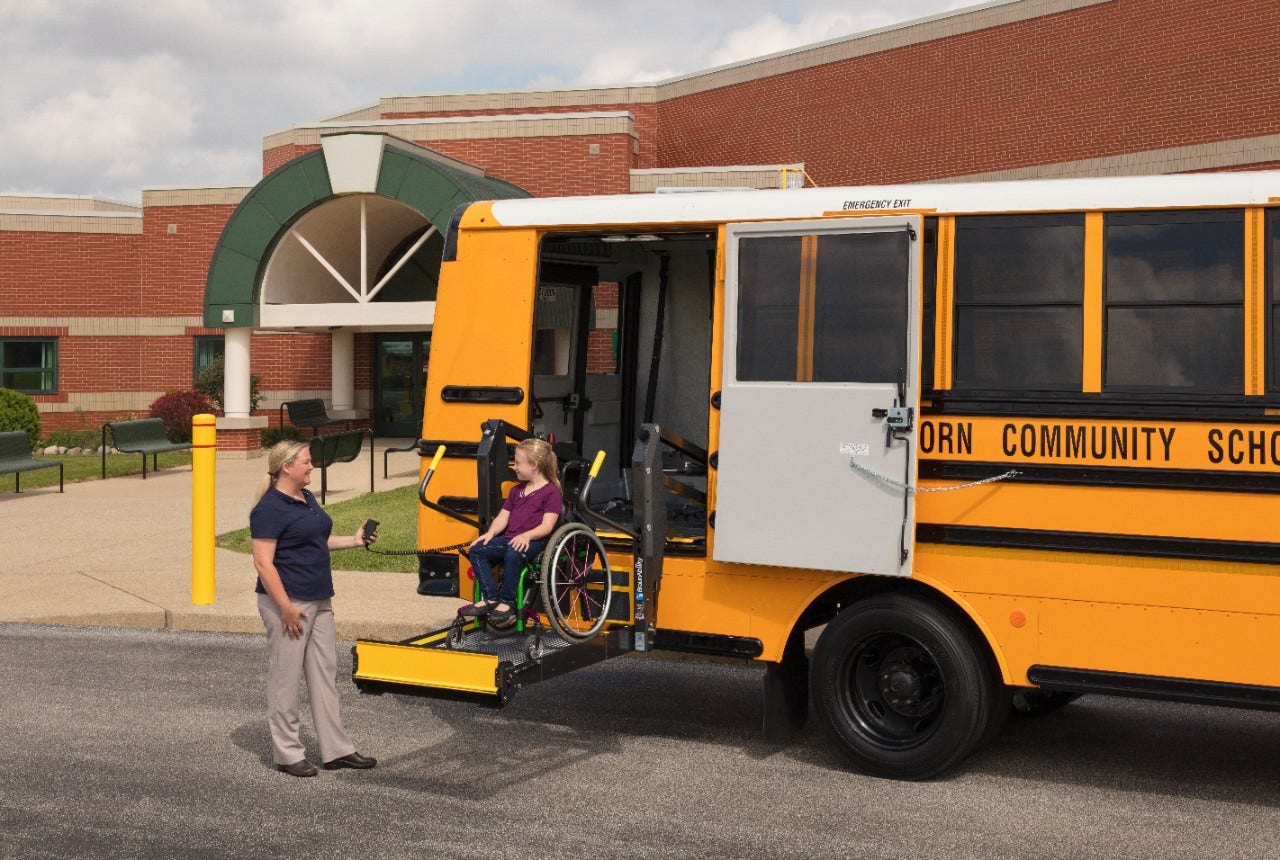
[469,533,493,549]
[280,602,308,639]
[509,533,530,553]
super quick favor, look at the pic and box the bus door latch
[871,405,914,446]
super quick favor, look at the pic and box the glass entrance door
[374,334,429,437]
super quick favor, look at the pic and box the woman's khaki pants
[258,594,357,766]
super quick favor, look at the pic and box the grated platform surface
[433,623,573,667]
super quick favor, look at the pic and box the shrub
[195,355,261,412]
[44,428,100,449]
[260,425,303,448]
[0,388,40,449]
[148,390,217,443]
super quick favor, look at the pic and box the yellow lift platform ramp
[352,421,673,707]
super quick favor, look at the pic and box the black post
[630,423,666,651]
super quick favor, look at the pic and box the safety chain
[845,458,1020,493]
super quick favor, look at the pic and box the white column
[223,327,253,418]
[331,329,354,412]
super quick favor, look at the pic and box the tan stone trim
[260,391,373,411]
[141,186,252,207]
[375,86,658,115]
[0,317,204,336]
[0,195,139,213]
[930,134,1280,183]
[264,112,636,150]
[630,163,805,192]
[39,392,170,413]
[324,103,383,122]
[329,0,1108,116]
[0,212,142,234]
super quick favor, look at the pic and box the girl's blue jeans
[465,536,544,604]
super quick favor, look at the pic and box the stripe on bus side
[916,523,1280,566]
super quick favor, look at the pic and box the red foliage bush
[148,390,217,443]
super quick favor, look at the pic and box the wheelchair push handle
[418,444,447,506]
[579,450,606,503]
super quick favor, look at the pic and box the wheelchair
[446,457,616,657]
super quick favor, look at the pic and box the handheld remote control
[360,519,379,544]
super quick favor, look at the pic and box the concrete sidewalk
[0,439,461,641]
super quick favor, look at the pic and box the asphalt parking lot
[5,624,1280,860]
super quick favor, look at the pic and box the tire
[539,522,614,641]
[810,592,1002,780]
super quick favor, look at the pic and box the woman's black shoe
[457,601,495,617]
[278,759,318,777]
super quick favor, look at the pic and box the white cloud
[0,0,988,201]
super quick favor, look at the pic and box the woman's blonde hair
[516,437,560,490]
[253,440,309,503]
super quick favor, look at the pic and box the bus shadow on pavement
[965,697,1280,804]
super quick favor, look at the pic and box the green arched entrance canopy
[203,133,531,327]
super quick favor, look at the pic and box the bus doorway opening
[532,231,715,555]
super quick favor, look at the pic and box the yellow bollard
[191,413,217,605]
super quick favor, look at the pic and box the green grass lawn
[0,451,193,492]
[216,483,424,573]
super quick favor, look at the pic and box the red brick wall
[142,204,238,316]
[264,144,320,175]
[425,134,633,197]
[0,231,142,316]
[655,0,1280,183]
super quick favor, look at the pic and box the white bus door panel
[714,217,921,576]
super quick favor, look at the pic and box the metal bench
[0,431,63,493]
[101,418,192,479]
[310,428,374,504]
[281,399,349,437]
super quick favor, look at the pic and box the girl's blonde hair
[516,437,560,490]
[253,440,309,504]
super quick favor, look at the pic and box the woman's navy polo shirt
[250,486,335,601]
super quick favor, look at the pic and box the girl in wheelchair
[460,438,563,622]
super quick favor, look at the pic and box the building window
[193,335,224,382]
[952,214,1085,391]
[1104,210,1243,392]
[1,338,57,394]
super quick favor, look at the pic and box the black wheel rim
[837,632,945,750]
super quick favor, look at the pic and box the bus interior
[531,229,717,554]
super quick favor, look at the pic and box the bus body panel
[419,179,1280,704]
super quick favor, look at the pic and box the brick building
[3,0,1278,451]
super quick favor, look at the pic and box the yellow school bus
[354,172,1280,779]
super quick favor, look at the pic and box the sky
[0,0,988,204]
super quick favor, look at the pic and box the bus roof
[486,171,1280,228]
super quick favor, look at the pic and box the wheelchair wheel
[539,522,614,641]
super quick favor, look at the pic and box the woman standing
[251,440,378,777]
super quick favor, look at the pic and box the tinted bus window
[953,214,1084,390]
[1269,209,1280,391]
[812,230,909,383]
[1104,210,1243,392]
[737,236,801,381]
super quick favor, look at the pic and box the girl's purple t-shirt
[502,481,563,535]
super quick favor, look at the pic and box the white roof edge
[0,209,142,218]
[140,183,254,192]
[631,164,804,175]
[488,172,1280,228]
[265,110,634,138]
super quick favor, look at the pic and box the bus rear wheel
[811,593,1000,780]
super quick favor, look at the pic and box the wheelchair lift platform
[353,622,635,707]
[353,421,672,708]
